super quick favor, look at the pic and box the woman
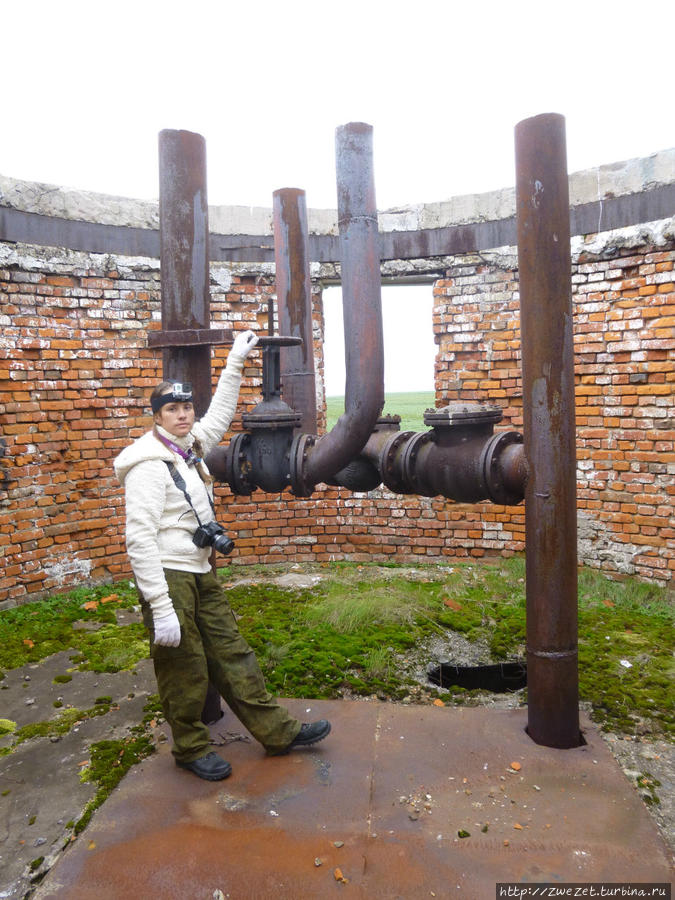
[114,330,330,781]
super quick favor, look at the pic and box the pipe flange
[374,414,402,432]
[289,432,317,497]
[379,431,415,493]
[242,397,302,431]
[242,411,302,430]
[400,431,435,497]
[224,432,254,495]
[424,403,503,429]
[479,430,525,505]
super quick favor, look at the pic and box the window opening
[323,284,435,432]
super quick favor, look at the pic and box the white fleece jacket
[114,355,245,621]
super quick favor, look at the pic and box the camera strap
[163,460,216,527]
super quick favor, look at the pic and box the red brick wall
[1,232,673,607]
[433,241,674,583]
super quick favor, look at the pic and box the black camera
[192,521,235,556]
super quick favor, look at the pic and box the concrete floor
[33,699,673,900]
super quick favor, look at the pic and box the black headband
[151,382,193,413]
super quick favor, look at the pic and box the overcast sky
[3,0,673,393]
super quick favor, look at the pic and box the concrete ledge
[2,148,673,234]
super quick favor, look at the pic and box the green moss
[11,702,117,748]
[226,570,477,699]
[53,674,72,684]
[0,718,17,735]
[13,708,83,745]
[223,560,673,734]
[75,734,155,835]
[0,562,672,752]
[29,857,44,871]
[577,597,674,735]
[71,624,148,673]
[141,694,163,720]
[0,581,144,674]
[28,815,36,825]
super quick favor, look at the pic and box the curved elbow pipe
[291,123,384,496]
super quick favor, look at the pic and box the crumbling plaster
[1,148,672,237]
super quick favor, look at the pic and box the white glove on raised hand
[153,610,181,647]
[231,329,259,360]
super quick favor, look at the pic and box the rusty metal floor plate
[35,701,673,899]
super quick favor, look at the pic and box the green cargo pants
[142,569,301,763]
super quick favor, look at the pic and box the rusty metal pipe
[515,113,580,749]
[273,188,317,434]
[301,122,384,489]
[359,412,526,504]
[158,130,212,417]
[158,128,223,725]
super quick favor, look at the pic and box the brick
[2,243,674,599]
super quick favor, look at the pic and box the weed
[362,646,394,679]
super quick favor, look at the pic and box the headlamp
[151,382,194,413]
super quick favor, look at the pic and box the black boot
[176,751,232,781]
[285,719,331,751]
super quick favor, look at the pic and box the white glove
[231,329,259,360]
[153,610,181,647]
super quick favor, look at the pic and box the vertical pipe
[158,129,221,725]
[273,188,317,433]
[158,129,212,417]
[303,122,384,485]
[515,113,580,748]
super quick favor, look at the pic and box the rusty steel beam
[158,129,212,417]
[301,123,384,490]
[4,181,673,264]
[147,327,233,348]
[515,113,580,749]
[273,188,317,433]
